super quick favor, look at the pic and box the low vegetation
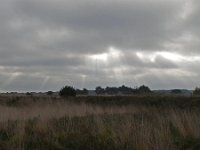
[0,95,199,150]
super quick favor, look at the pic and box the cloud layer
[0,0,200,91]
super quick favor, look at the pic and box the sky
[0,0,200,92]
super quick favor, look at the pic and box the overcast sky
[0,0,200,92]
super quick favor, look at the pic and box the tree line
[59,85,152,97]
[55,85,200,98]
[95,85,151,95]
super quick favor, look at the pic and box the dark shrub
[59,86,76,98]
[193,87,200,95]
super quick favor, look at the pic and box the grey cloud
[13,0,183,52]
[0,0,200,91]
[0,55,86,67]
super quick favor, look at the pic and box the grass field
[0,95,199,150]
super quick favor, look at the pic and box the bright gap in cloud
[90,53,108,62]
[136,51,199,63]
[89,46,122,62]
[136,52,156,62]
[156,52,183,62]
[88,46,124,84]
[157,52,200,63]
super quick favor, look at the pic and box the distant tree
[118,85,133,94]
[193,87,200,95]
[76,88,88,95]
[95,86,105,95]
[105,87,118,95]
[46,91,53,96]
[59,86,76,97]
[83,88,89,95]
[138,85,152,94]
[171,89,182,94]
[26,92,32,96]
[76,89,82,95]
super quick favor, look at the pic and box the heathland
[0,95,199,150]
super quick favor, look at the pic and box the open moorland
[0,95,199,150]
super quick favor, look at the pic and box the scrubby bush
[76,88,88,95]
[193,87,200,95]
[59,86,76,98]
[138,85,152,94]
[46,91,53,96]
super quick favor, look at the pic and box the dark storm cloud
[0,0,200,91]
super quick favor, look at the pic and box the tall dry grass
[0,100,144,122]
[0,96,199,150]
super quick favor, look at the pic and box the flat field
[0,95,199,150]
